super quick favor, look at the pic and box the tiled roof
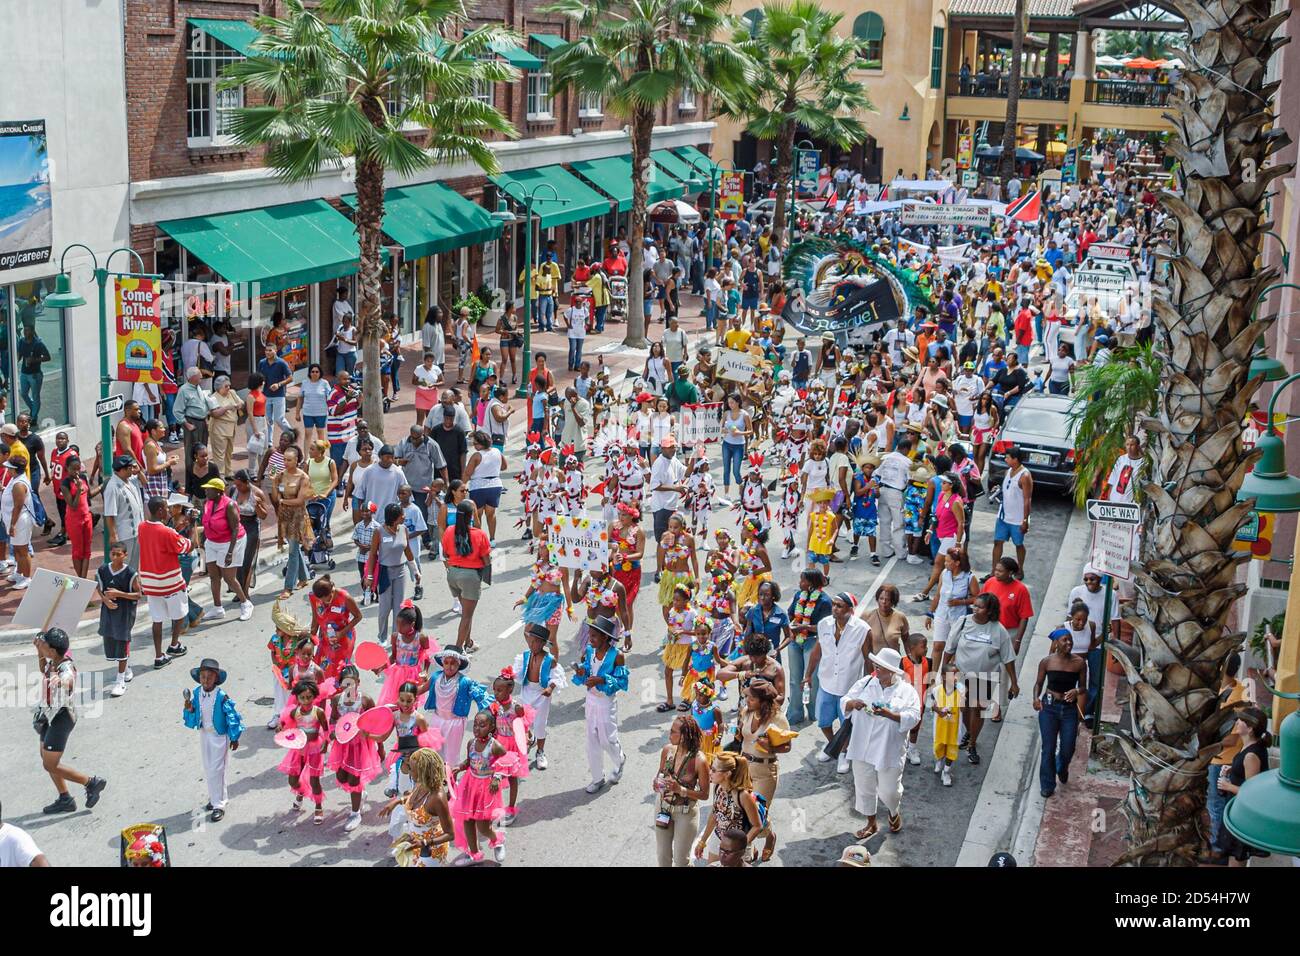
[947,0,1077,17]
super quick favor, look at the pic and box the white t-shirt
[649,454,686,512]
[565,305,588,339]
[952,374,984,416]
[335,317,358,355]
[1068,583,1117,632]
[800,457,831,493]
[209,331,232,375]
[0,822,42,867]
[414,363,444,389]
[1105,453,1143,503]
[180,338,213,371]
[703,276,722,306]
[1048,352,1074,384]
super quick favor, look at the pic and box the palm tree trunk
[1110,0,1292,866]
[355,97,388,443]
[998,0,1027,183]
[772,97,797,245]
[625,110,655,349]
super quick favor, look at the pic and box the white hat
[868,647,906,676]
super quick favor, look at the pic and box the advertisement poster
[544,515,609,572]
[680,402,723,445]
[718,171,745,220]
[114,277,164,384]
[0,119,53,273]
[1061,147,1078,184]
[795,149,820,196]
[957,135,974,169]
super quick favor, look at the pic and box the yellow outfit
[662,642,691,670]
[723,328,752,351]
[933,684,963,762]
[807,510,836,556]
[588,271,609,307]
[735,570,771,609]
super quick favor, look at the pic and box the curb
[954,504,1093,866]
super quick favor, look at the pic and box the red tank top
[202,495,245,544]
[114,419,145,465]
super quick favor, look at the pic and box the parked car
[987,393,1078,492]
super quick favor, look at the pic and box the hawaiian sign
[544,515,609,572]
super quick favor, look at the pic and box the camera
[654,810,673,829]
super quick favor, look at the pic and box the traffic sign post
[1085,497,1140,736]
[1090,520,1134,581]
[1085,499,1139,524]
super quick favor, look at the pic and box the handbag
[822,713,853,759]
[477,554,492,586]
[247,433,268,458]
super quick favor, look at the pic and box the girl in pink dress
[327,665,383,832]
[487,668,535,826]
[377,602,436,707]
[451,711,512,863]
[278,680,329,824]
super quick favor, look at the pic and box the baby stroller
[608,273,628,322]
[305,499,336,571]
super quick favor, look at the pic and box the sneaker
[717,497,733,509]
[12,576,30,590]
[941,767,953,787]
[492,838,506,863]
[266,715,281,731]
[781,547,795,559]
[448,604,462,617]
[871,554,881,567]
[84,776,107,809]
[202,606,226,622]
[123,667,134,683]
[849,545,859,558]
[413,585,424,601]
[153,655,171,669]
[535,752,549,770]
[49,532,67,547]
[0,559,14,571]
[906,745,920,766]
[110,680,126,698]
[43,793,76,814]
[500,808,518,827]
[609,753,627,783]
[343,811,362,832]
[816,750,833,764]
[905,555,924,566]
[238,601,254,622]
[166,643,187,658]
[584,779,605,794]
[967,748,981,765]
[836,753,851,775]
[934,758,944,774]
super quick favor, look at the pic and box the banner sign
[1087,242,1132,261]
[716,347,756,383]
[718,171,745,221]
[957,135,974,170]
[899,203,991,228]
[1061,146,1078,184]
[114,277,164,384]
[796,149,820,196]
[1233,510,1274,560]
[544,515,609,572]
[680,403,723,445]
[0,119,53,272]
[898,238,972,266]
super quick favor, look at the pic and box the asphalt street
[0,455,1074,867]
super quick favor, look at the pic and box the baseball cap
[201,477,226,492]
[112,454,136,472]
[0,423,17,437]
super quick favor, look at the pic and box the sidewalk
[0,294,710,638]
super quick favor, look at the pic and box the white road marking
[497,620,524,641]
[854,555,899,618]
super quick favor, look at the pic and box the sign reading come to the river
[115,277,163,384]
[0,119,52,273]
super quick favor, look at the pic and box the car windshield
[1009,406,1072,440]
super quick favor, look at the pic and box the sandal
[676,701,690,712]
[760,844,776,863]
[854,822,878,841]
[313,807,324,825]
[656,702,674,713]
[889,811,903,833]
[911,592,930,604]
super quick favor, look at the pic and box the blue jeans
[1037,697,1080,795]
[329,442,346,472]
[721,440,746,488]
[537,295,555,330]
[785,638,818,724]
[1048,379,1070,396]
[19,371,42,421]
[593,305,607,333]
[568,338,584,370]
[162,390,178,428]
[266,395,290,435]
[283,539,310,591]
[1085,647,1103,715]
[1207,764,1226,848]
[319,490,337,527]
[705,302,719,330]
[1016,345,1030,366]
[336,350,357,375]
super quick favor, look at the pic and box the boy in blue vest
[513,624,566,771]
[182,658,243,822]
[572,615,628,794]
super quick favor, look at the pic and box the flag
[1005,189,1040,224]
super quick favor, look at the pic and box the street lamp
[491,184,569,399]
[1235,370,1300,513]
[45,244,157,551]
[1249,283,1300,383]
[1221,688,1300,856]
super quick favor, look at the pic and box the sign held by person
[715,347,756,383]
[680,402,723,445]
[544,515,609,572]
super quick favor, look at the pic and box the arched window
[852,12,884,70]
[742,8,763,38]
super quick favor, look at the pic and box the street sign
[1091,520,1134,580]
[1085,499,1139,525]
[95,394,125,418]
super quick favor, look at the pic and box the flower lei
[792,589,822,627]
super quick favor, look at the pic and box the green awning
[188,18,263,57]
[530,33,568,55]
[490,39,544,70]
[158,200,371,296]
[674,145,723,182]
[490,165,610,228]
[652,149,706,192]
[571,156,683,213]
[341,183,501,261]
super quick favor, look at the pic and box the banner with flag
[1004,189,1041,224]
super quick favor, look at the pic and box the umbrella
[1162,58,1184,69]
[1095,54,1125,67]
[649,199,701,224]
[975,145,1045,162]
[1125,56,1161,69]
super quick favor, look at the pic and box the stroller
[608,273,628,322]
[305,499,336,571]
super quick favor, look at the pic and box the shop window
[186,32,245,147]
[579,90,603,118]
[852,13,884,71]
[6,280,68,430]
[473,74,494,107]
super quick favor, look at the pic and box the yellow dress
[932,684,963,761]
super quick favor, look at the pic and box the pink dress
[277,706,326,796]
[451,739,508,850]
[327,694,383,792]
[489,697,535,780]
[377,632,437,707]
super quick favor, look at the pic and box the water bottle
[802,685,811,709]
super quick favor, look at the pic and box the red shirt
[601,253,627,276]
[442,526,491,568]
[50,446,77,501]
[1013,308,1034,346]
[981,577,1034,634]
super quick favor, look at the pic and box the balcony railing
[947,74,1070,101]
[1085,80,1172,108]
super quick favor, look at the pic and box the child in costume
[309,578,361,683]
[706,528,739,575]
[560,445,586,517]
[655,511,698,625]
[738,454,770,531]
[278,679,329,824]
[850,453,880,565]
[451,711,513,863]
[488,667,535,826]
[572,614,629,794]
[327,664,383,832]
[688,675,723,758]
[734,518,772,611]
[572,567,627,659]
[380,747,454,866]
[515,541,571,657]
[423,648,492,767]
[805,488,840,585]
[659,583,696,712]
[684,457,715,536]
[518,434,548,541]
[377,602,436,708]
[902,459,933,556]
[699,567,741,660]
[932,663,963,788]
[181,657,243,823]
[681,617,728,703]
[513,624,565,771]
[613,444,648,511]
[266,602,306,730]
[777,463,803,559]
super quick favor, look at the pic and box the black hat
[987,851,1017,868]
[525,623,551,643]
[112,454,136,472]
[434,648,470,672]
[588,615,618,639]
[191,658,227,685]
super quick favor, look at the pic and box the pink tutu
[278,738,326,796]
[327,736,383,792]
[490,702,536,780]
[375,641,437,707]
[450,757,520,851]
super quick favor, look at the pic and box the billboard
[0,119,52,273]
[718,171,745,220]
[115,277,164,384]
[898,203,992,228]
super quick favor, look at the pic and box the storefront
[570,154,685,268]
[0,277,70,431]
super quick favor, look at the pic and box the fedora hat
[588,615,618,639]
[434,648,471,672]
[190,658,227,685]
[909,459,936,483]
[868,647,906,676]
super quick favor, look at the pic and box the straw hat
[270,600,309,636]
[909,459,936,483]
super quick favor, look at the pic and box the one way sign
[1086,499,1140,525]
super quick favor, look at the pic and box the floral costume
[657,531,695,606]
[662,605,696,671]
[574,576,623,657]
[903,480,928,535]
[691,696,722,757]
[523,560,566,628]
[700,579,738,656]
[851,470,879,538]
[682,640,719,702]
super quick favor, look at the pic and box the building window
[742,8,763,37]
[527,69,553,119]
[931,26,945,90]
[579,90,603,117]
[2,281,69,430]
[679,86,696,111]
[186,32,245,147]
[472,74,493,107]
[852,13,884,71]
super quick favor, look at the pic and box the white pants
[852,760,903,818]
[272,679,289,718]
[584,691,624,783]
[877,487,905,558]
[200,728,230,810]
[520,682,552,740]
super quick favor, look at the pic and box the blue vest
[520,649,555,689]
[182,687,243,743]
[425,674,490,718]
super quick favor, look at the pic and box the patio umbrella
[1126,56,1160,69]
[975,144,1046,162]
[1095,54,1125,67]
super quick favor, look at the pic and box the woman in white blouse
[843,647,921,841]
[649,397,675,459]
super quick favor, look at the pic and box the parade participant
[805,488,839,584]
[326,665,382,831]
[653,714,711,867]
[571,564,629,661]
[278,679,329,824]
[902,458,936,563]
[609,503,646,635]
[849,452,880,563]
[95,542,141,697]
[515,540,571,658]
[612,441,648,511]
[695,753,762,864]
[423,648,491,766]
[512,624,565,770]
[450,711,511,863]
[844,647,921,840]
[731,679,794,862]
[655,512,698,624]
[707,527,739,574]
[684,456,715,536]
[488,668,533,825]
[367,502,419,644]
[382,682,434,798]
[901,632,930,766]
[1032,629,1086,799]
[309,576,362,682]
[943,592,1019,765]
[734,517,772,610]
[572,615,628,794]
[181,658,242,823]
[738,454,770,530]
[379,748,454,867]
[560,443,586,516]
[377,602,435,708]
[265,602,307,731]
[932,663,963,787]
[682,617,727,703]
[699,567,741,662]
[782,569,831,724]
[659,583,697,712]
[775,463,802,559]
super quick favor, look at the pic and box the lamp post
[1249,283,1300,382]
[492,184,568,400]
[45,245,156,551]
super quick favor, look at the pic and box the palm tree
[1070,0,1293,865]
[997,0,1028,183]
[222,0,517,439]
[1067,343,1160,507]
[717,1,872,246]
[545,0,751,347]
